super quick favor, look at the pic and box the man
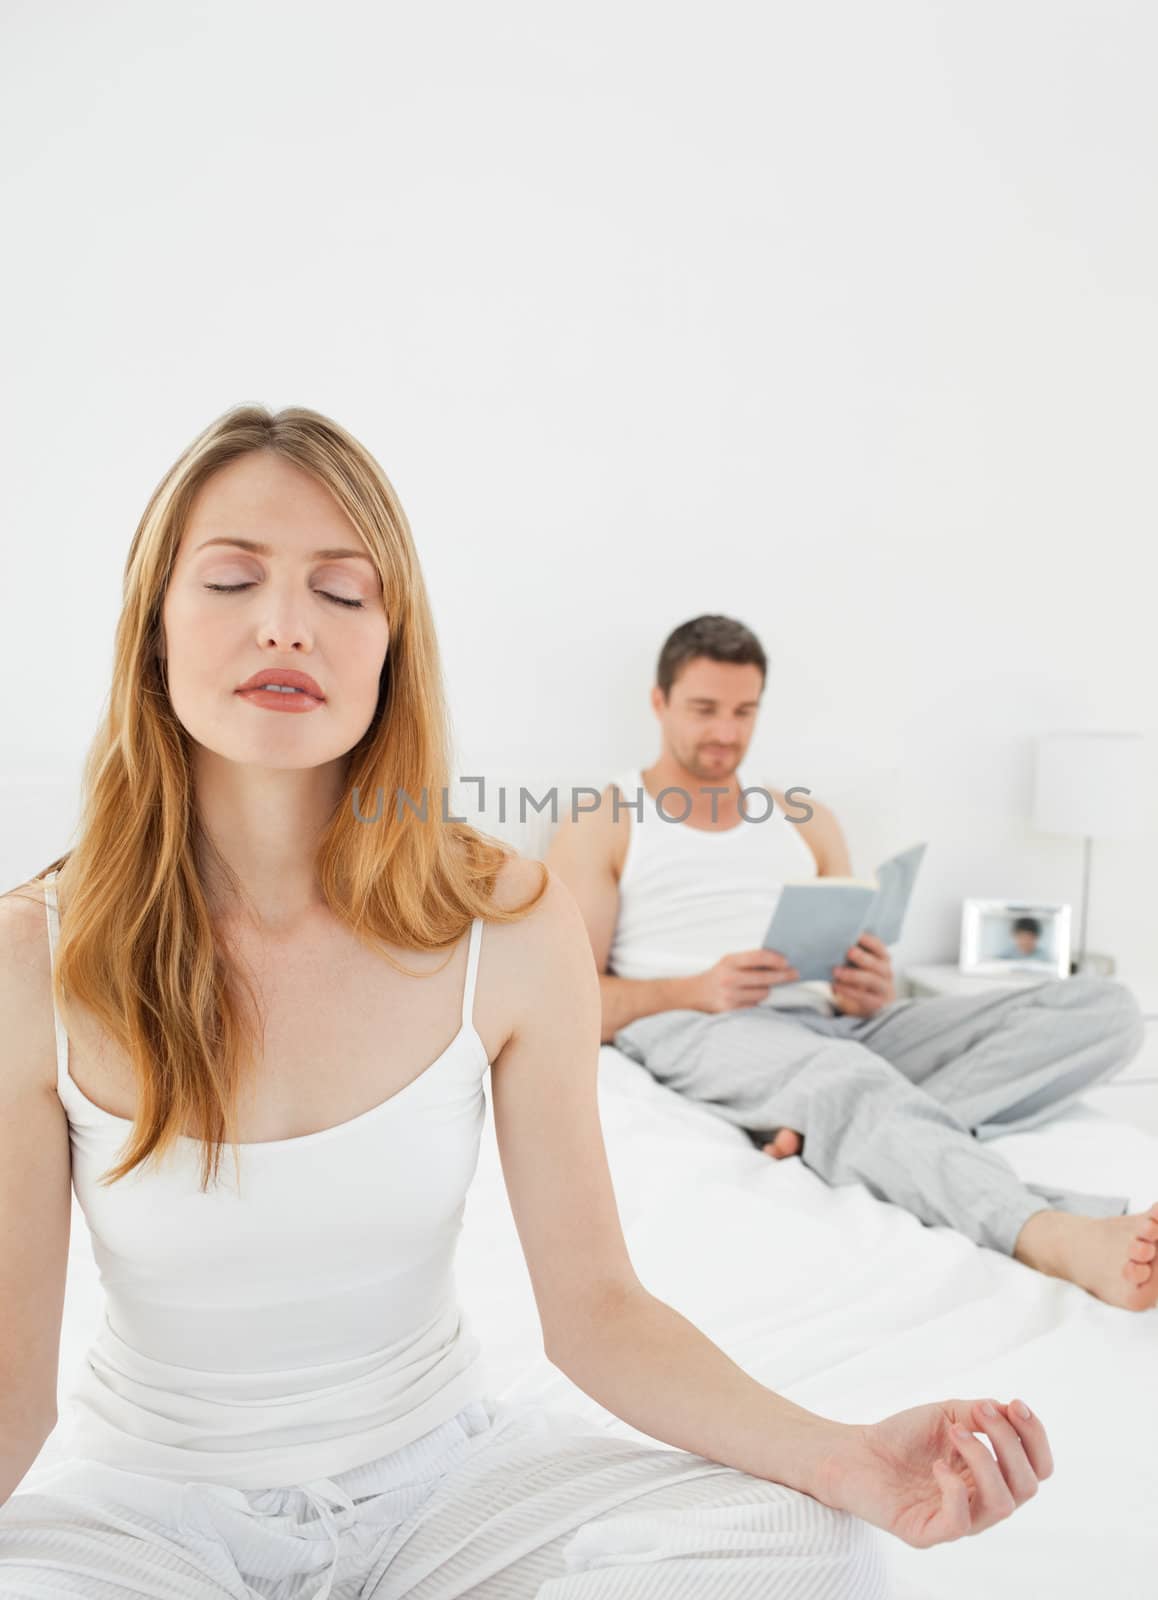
[546,614,1157,1312]
[998,915,1045,963]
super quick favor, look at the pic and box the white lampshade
[1032,731,1145,840]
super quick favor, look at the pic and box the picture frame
[959,899,1071,979]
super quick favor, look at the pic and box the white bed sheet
[40,1045,1156,1599]
[456,1046,1158,1600]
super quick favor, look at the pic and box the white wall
[2,1,1155,979]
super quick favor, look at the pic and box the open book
[760,842,928,982]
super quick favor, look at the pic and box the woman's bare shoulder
[0,878,59,1096]
[480,852,593,1037]
[484,850,585,946]
[484,849,552,915]
[0,876,53,969]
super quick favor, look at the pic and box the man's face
[1013,928,1039,955]
[650,657,764,782]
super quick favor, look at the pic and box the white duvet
[457,1046,1158,1600]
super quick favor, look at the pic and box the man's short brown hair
[655,615,768,699]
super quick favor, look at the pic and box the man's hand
[819,1396,1053,1549]
[831,932,896,1017]
[691,949,800,1014]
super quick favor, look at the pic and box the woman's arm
[0,888,73,1506]
[486,861,1053,1550]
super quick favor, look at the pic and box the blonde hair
[26,404,545,1192]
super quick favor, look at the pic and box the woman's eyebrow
[195,535,375,565]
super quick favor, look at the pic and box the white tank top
[606,767,835,1016]
[42,870,491,1490]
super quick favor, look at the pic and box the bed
[39,1031,1156,1597]
[18,765,1157,1598]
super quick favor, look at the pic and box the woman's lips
[235,668,325,698]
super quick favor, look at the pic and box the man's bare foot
[1013,1202,1158,1312]
[762,1127,803,1160]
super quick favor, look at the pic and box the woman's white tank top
[42,871,491,1490]
[606,766,835,1016]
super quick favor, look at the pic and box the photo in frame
[959,899,1071,979]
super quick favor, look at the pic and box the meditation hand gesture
[823,1396,1053,1549]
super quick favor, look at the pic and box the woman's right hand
[817,1396,1054,1549]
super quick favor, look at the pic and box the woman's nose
[257,597,315,652]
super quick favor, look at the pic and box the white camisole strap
[461,916,484,1032]
[42,870,70,1100]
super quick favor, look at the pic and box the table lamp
[1031,731,1145,975]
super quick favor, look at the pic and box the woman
[0,405,1052,1598]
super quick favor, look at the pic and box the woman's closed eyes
[204,582,364,610]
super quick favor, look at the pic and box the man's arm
[544,788,702,1043]
[597,973,701,1044]
[774,786,854,878]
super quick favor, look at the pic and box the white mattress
[42,1047,1157,1598]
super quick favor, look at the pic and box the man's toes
[1123,1260,1152,1285]
[1128,1238,1157,1264]
[1137,1216,1158,1243]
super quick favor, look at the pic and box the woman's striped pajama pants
[0,1394,889,1599]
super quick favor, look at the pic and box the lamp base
[1069,950,1116,978]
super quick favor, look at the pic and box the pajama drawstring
[178,1473,360,1599]
[297,1478,358,1600]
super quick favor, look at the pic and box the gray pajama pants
[613,975,1147,1257]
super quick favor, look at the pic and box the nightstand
[902,963,1054,1001]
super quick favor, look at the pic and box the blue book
[760,843,928,982]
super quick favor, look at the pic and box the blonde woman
[0,406,1052,1599]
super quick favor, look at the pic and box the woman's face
[160,451,390,770]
